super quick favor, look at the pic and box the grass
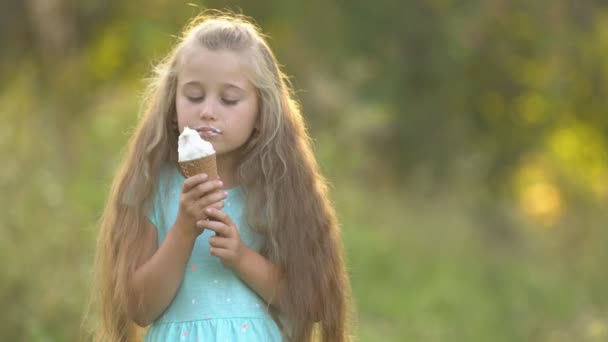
[330,173,608,341]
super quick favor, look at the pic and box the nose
[199,100,217,121]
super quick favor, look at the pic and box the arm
[233,245,282,307]
[127,219,197,326]
[201,207,283,309]
[127,174,227,326]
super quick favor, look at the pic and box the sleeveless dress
[144,165,283,341]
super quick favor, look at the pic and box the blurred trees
[327,1,608,198]
[3,0,607,196]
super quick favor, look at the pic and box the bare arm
[127,174,227,326]
[202,207,283,309]
[232,245,282,307]
[127,219,197,326]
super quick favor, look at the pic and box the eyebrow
[183,81,245,92]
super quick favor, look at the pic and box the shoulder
[148,164,184,230]
[155,164,183,195]
[150,164,183,210]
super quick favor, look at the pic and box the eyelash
[187,96,204,103]
[222,99,238,106]
[187,96,238,106]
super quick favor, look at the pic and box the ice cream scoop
[178,127,215,162]
[177,127,218,179]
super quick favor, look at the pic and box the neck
[216,153,239,189]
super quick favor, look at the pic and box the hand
[175,174,227,237]
[197,207,247,269]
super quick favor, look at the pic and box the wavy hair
[88,11,351,342]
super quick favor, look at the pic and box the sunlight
[520,181,562,227]
[515,159,563,227]
[547,122,608,198]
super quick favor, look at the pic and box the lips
[196,126,222,138]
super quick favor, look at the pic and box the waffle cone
[178,154,218,179]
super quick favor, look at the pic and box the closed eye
[187,96,204,103]
[222,98,239,106]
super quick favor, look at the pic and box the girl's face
[175,46,258,159]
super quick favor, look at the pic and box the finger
[182,173,208,193]
[200,201,224,218]
[197,219,230,236]
[190,180,224,199]
[195,201,223,221]
[210,247,229,259]
[209,236,230,248]
[195,190,228,209]
[209,201,224,210]
[196,202,223,219]
[182,180,223,204]
[205,207,234,226]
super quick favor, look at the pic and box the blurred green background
[2,1,608,341]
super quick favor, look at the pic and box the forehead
[177,46,254,90]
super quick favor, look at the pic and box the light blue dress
[145,165,283,341]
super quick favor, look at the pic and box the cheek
[175,96,187,115]
[227,112,256,140]
[239,109,258,135]
[242,101,259,130]
[175,97,192,126]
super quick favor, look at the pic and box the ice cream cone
[178,154,218,179]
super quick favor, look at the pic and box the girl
[91,12,351,342]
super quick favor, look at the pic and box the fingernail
[223,191,228,196]
[206,208,212,213]
[218,181,223,186]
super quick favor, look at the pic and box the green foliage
[1,1,607,341]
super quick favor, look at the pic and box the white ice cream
[178,127,215,162]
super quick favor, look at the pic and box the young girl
[91,12,351,342]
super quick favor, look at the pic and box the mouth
[196,126,222,139]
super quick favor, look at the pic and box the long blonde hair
[89,11,351,342]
